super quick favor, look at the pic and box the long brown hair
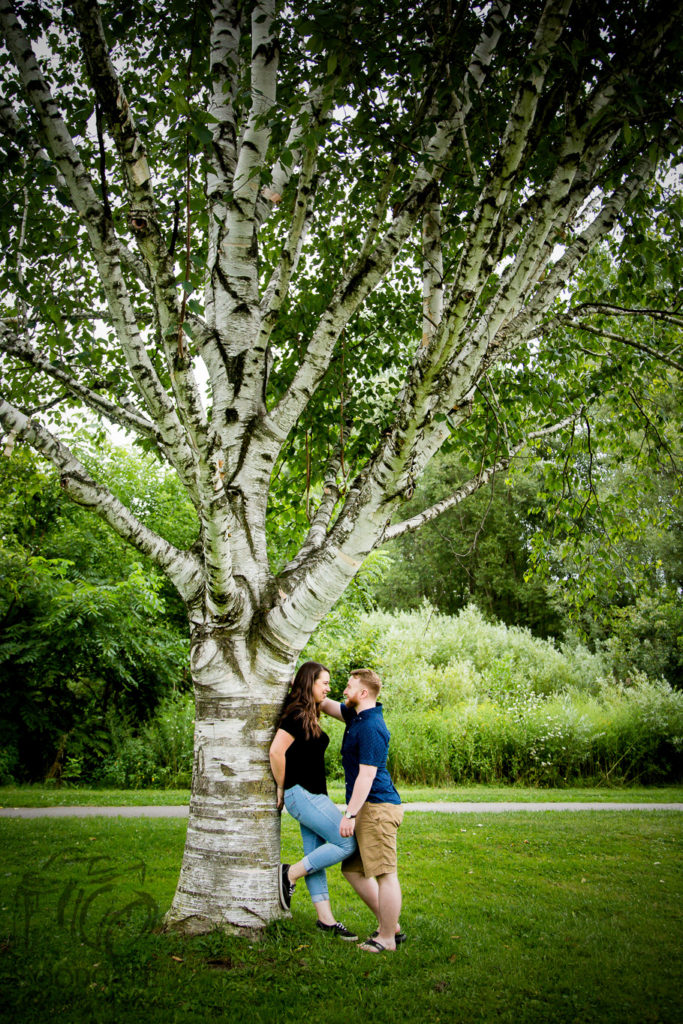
[278,661,329,739]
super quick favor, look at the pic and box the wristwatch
[344,811,356,819]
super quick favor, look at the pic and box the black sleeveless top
[279,708,329,795]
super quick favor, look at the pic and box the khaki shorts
[342,802,404,877]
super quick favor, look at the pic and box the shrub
[605,594,683,689]
[335,602,610,709]
[94,736,159,788]
[304,610,385,693]
[0,745,18,785]
[304,602,683,787]
[92,691,194,789]
[143,691,195,787]
[381,678,683,787]
[324,718,345,782]
[386,710,457,785]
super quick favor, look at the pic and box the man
[321,668,405,953]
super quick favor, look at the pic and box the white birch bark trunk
[164,621,295,934]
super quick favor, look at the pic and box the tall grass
[14,603,678,790]
[309,603,683,787]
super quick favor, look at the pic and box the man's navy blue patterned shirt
[340,703,401,805]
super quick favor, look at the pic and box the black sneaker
[316,921,358,941]
[278,864,295,910]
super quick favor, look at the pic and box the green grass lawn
[0,811,680,1024]
[0,786,193,807]
[2,783,682,806]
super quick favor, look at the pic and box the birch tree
[0,0,681,932]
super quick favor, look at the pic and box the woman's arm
[269,728,295,810]
[320,697,345,722]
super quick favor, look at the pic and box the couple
[269,662,404,953]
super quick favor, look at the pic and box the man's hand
[339,816,356,838]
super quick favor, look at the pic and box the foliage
[307,603,683,786]
[308,602,609,696]
[599,593,683,689]
[373,452,566,635]
[524,239,683,622]
[94,691,195,789]
[0,557,189,782]
[0,442,191,782]
[386,680,683,787]
[370,383,682,675]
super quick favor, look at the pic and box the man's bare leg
[342,869,379,918]
[374,871,402,950]
[343,869,402,944]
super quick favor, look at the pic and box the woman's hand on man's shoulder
[320,697,344,721]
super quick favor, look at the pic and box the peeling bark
[165,628,293,934]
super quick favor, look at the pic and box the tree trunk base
[159,909,281,938]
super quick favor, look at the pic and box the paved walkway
[1,801,681,818]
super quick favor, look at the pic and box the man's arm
[339,764,377,837]
[320,697,345,722]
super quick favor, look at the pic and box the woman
[269,660,358,939]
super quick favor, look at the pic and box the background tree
[0,436,194,781]
[373,453,567,636]
[0,0,681,932]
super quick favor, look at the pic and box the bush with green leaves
[0,744,19,785]
[93,691,195,789]
[305,603,683,786]
[604,594,683,690]
[307,602,609,701]
[0,441,193,783]
[93,601,681,790]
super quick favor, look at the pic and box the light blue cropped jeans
[284,784,357,903]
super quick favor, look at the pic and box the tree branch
[0,320,163,443]
[0,396,201,602]
[0,85,152,288]
[231,0,279,217]
[0,90,68,193]
[73,0,155,227]
[497,130,683,356]
[570,303,683,329]
[264,4,512,452]
[383,415,577,542]
[207,0,243,194]
[421,189,444,350]
[436,0,572,364]
[0,0,201,493]
[551,317,683,373]
[71,0,208,440]
[279,450,344,577]
[258,145,318,346]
